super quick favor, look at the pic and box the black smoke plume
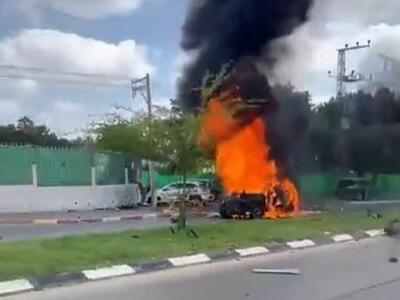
[178,0,313,110]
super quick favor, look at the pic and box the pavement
[3,235,400,300]
[0,197,398,241]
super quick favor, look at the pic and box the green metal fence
[0,147,33,185]
[0,146,138,186]
[1,144,400,196]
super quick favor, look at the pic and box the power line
[0,64,131,81]
[0,73,131,88]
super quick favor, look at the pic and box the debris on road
[187,229,199,239]
[367,209,383,219]
[389,257,398,263]
[253,268,301,275]
[384,218,400,236]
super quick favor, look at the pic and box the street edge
[0,211,220,226]
[0,228,386,297]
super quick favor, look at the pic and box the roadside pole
[131,73,157,207]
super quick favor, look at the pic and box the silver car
[147,181,214,205]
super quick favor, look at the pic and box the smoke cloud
[178,0,313,110]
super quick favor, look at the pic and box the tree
[0,116,73,147]
[96,108,206,229]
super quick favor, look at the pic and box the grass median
[0,209,398,281]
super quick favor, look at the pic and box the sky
[0,0,399,137]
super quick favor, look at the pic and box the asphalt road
[1,199,400,242]
[5,236,400,300]
[0,218,218,242]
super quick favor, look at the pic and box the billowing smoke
[178,0,313,110]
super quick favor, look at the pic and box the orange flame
[199,93,300,219]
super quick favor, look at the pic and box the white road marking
[332,234,354,242]
[365,229,385,237]
[32,219,58,225]
[235,246,269,257]
[287,239,315,249]
[142,213,158,219]
[102,216,122,223]
[82,265,135,280]
[169,254,210,267]
[0,279,33,295]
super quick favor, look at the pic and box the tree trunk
[177,169,187,230]
[149,161,157,208]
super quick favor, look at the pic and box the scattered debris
[367,209,383,219]
[131,235,140,239]
[389,257,398,263]
[384,219,400,236]
[324,231,332,235]
[253,268,300,275]
[187,229,199,239]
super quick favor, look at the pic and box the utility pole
[329,40,371,129]
[131,73,157,207]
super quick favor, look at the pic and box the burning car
[219,184,297,219]
[198,61,300,220]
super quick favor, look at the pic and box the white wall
[0,185,139,213]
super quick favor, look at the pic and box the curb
[0,211,220,226]
[0,228,386,297]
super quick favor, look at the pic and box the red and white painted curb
[0,211,220,226]
[0,228,388,297]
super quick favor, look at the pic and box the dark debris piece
[366,209,383,219]
[189,229,199,239]
[384,218,400,236]
[389,257,398,263]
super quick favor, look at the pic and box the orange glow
[199,93,300,219]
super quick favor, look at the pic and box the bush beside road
[0,209,398,281]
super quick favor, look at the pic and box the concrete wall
[0,184,140,213]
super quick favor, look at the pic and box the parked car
[146,180,214,205]
[191,178,224,201]
[334,177,378,201]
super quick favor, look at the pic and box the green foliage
[0,116,74,147]
[96,109,206,176]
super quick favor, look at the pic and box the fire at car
[198,61,300,219]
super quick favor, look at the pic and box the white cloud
[269,0,400,103]
[52,100,84,113]
[24,0,145,20]
[0,29,155,79]
[0,29,156,133]
[311,0,400,27]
